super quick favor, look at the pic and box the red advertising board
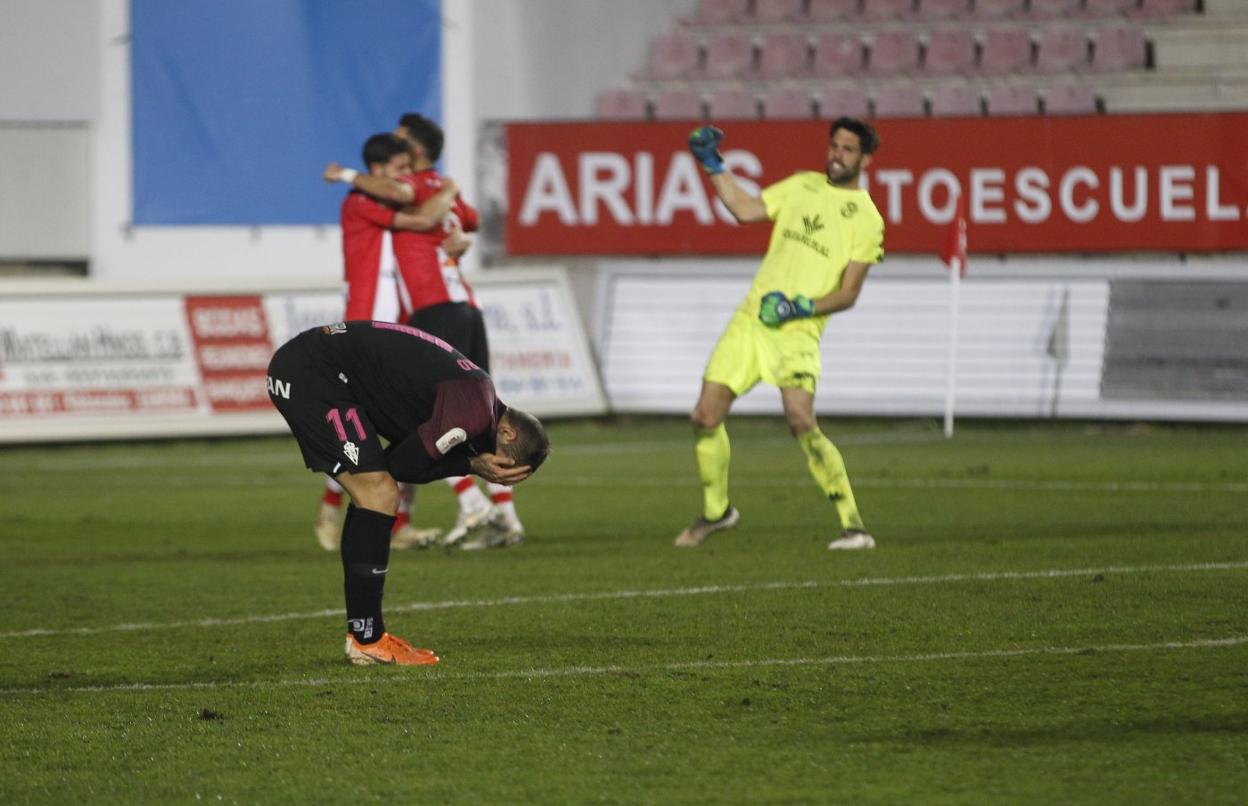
[184,295,274,412]
[505,113,1248,255]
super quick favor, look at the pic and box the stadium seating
[978,28,1034,75]
[701,33,755,79]
[761,86,815,118]
[595,88,648,120]
[930,83,983,116]
[638,32,700,80]
[813,32,866,76]
[1044,83,1099,114]
[707,88,758,119]
[806,0,863,21]
[923,29,977,76]
[872,85,927,117]
[652,89,704,120]
[916,0,972,20]
[867,30,922,76]
[1035,26,1091,73]
[1091,26,1148,72]
[1084,0,1138,16]
[1026,0,1084,18]
[689,0,749,25]
[751,0,804,24]
[756,32,810,79]
[973,0,1026,18]
[1133,0,1199,19]
[862,0,916,21]
[818,85,871,118]
[985,83,1041,115]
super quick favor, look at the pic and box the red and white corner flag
[940,194,968,277]
[940,194,967,439]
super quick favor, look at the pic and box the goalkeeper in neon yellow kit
[675,118,885,551]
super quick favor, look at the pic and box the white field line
[547,476,1248,493]
[4,561,1245,641]
[2,635,1244,698]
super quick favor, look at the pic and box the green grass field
[1,417,1246,804]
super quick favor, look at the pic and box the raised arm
[689,126,769,224]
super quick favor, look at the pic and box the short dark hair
[361,133,410,170]
[502,408,550,473]
[830,116,880,155]
[397,113,445,162]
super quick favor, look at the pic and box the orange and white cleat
[344,633,440,666]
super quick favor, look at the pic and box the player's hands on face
[758,291,816,327]
[469,453,533,486]
[323,162,344,183]
[688,125,725,175]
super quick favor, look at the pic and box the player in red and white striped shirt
[318,132,461,551]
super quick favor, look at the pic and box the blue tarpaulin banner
[132,0,441,225]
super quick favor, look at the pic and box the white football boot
[462,509,526,550]
[827,529,876,550]
[442,503,496,548]
[314,502,341,551]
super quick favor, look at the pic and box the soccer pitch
[1,417,1245,803]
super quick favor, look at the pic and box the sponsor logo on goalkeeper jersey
[781,228,830,258]
[802,214,825,235]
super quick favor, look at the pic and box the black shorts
[266,330,388,477]
[407,302,490,372]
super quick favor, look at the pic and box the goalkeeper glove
[759,291,815,327]
[688,125,725,175]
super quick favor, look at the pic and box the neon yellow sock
[797,428,865,531]
[694,424,731,520]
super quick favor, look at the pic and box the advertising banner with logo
[505,113,1248,255]
[0,272,605,443]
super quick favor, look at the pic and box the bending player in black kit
[267,320,550,666]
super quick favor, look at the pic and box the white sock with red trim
[322,478,344,508]
[487,482,519,523]
[446,476,490,514]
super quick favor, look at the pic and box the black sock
[340,504,395,644]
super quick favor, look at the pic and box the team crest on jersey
[841,201,859,219]
[343,441,360,465]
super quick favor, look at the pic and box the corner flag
[940,194,968,276]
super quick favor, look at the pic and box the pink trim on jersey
[371,321,457,353]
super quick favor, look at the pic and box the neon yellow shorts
[704,310,821,396]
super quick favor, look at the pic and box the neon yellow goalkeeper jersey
[742,171,885,339]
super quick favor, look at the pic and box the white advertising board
[0,270,605,443]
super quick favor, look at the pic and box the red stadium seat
[916,0,971,20]
[595,88,649,120]
[701,33,755,79]
[707,88,758,119]
[818,86,871,118]
[757,32,810,79]
[689,0,750,24]
[1044,83,1098,114]
[872,85,927,117]
[752,0,805,24]
[1083,0,1137,17]
[652,89,705,120]
[862,0,915,20]
[984,83,1040,115]
[638,32,700,80]
[1026,0,1084,18]
[1035,26,1090,73]
[1132,0,1198,18]
[923,29,976,76]
[1090,26,1147,72]
[978,28,1033,74]
[806,0,862,21]
[813,32,866,77]
[973,0,1026,18]
[762,86,815,118]
[868,30,921,76]
[930,84,982,116]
